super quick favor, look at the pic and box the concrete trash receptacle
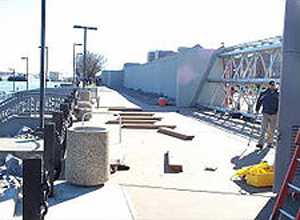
[79,90,92,102]
[65,126,109,186]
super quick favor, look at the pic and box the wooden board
[117,112,155,117]
[120,116,162,121]
[158,128,194,140]
[106,120,157,124]
[122,124,176,129]
[108,107,142,112]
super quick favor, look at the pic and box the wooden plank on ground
[118,112,155,117]
[122,124,176,129]
[108,107,142,112]
[165,151,183,173]
[105,120,157,124]
[158,128,194,140]
[120,116,162,121]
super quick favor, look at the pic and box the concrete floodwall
[197,57,224,107]
[176,47,220,107]
[124,46,221,107]
[101,70,124,89]
[124,55,180,98]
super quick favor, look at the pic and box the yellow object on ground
[231,162,274,187]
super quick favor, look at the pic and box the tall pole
[45,46,48,88]
[21,57,29,90]
[76,53,83,87]
[73,43,82,86]
[40,0,46,129]
[274,0,300,192]
[83,29,87,88]
[12,69,15,92]
[26,58,28,90]
[73,25,97,88]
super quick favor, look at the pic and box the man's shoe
[256,144,263,150]
[266,144,274,148]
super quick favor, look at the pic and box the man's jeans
[258,113,277,146]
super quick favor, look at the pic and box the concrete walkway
[72,87,276,220]
[47,182,135,220]
[0,86,276,219]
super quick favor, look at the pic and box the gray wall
[124,55,180,98]
[197,57,224,107]
[101,70,124,88]
[124,47,220,107]
[176,47,219,107]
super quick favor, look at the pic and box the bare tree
[76,51,107,83]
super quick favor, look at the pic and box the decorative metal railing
[0,87,74,123]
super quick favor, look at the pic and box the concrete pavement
[0,86,276,219]
[74,87,276,220]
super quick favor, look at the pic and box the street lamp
[21,57,29,90]
[73,25,97,87]
[9,68,16,92]
[38,46,48,87]
[73,43,82,86]
[75,52,83,87]
[39,0,46,129]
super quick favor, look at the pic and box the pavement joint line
[120,183,275,199]
[120,185,137,220]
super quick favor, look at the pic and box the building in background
[147,50,176,62]
[49,71,60,81]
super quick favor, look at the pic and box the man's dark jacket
[255,88,279,115]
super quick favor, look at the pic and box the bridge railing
[0,87,74,123]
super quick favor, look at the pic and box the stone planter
[65,126,109,186]
[79,90,92,102]
[73,101,92,121]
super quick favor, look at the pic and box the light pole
[73,25,97,87]
[39,0,46,129]
[9,68,16,92]
[73,43,82,86]
[38,46,48,87]
[45,46,48,88]
[21,57,29,90]
[75,52,83,87]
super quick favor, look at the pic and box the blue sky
[0,0,285,76]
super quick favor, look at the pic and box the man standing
[255,80,279,150]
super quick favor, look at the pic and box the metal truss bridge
[201,36,282,119]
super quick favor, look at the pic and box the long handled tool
[247,115,257,147]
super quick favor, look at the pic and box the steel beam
[207,78,280,84]
[219,43,282,57]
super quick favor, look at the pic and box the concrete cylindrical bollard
[79,90,92,102]
[65,126,109,186]
[73,101,93,121]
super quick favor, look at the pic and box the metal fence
[0,87,74,123]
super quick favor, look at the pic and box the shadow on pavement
[255,196,276,220]
[48,181,102,207]
[231,147,270,170]
[233,179,273,194]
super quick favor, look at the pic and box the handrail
[0,88,74,123]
